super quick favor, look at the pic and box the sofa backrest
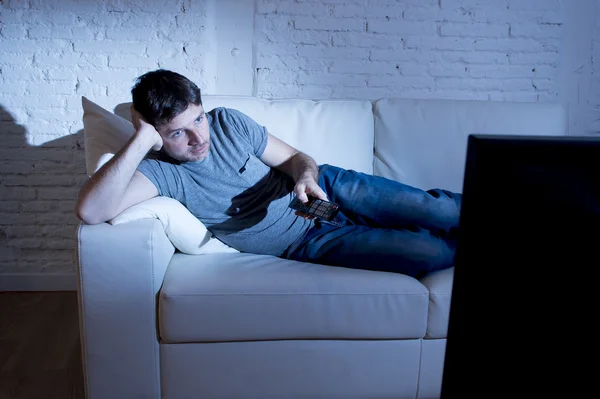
[373,98,568,193]
[202,95,375,174]
[111,96,567,195]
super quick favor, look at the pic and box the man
[76,69,461,278]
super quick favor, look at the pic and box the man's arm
[75,108,162,225]
[259,132,328,204]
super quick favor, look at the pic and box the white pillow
[109,196,238,255]
[81,96,238,255]
[82,96,135,176]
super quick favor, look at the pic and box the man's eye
[171,131,182,138]
[195,115,203,123]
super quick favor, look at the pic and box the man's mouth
[191,143,208,154]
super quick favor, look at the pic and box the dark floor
[0,292,85,399]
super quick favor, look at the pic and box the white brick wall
[0,0,599,287]
[0,0,219,281]
[255,0,569,102]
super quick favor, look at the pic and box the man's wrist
[131,130,157,154]
[297,170,318,184]
[289,152,319,183]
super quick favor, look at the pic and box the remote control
[289,195,340,222]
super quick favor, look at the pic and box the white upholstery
[420,267,454,339]
[76,96,568,399]
[82,96,134,176]
[159,252,428,343]
[417,339,448,399]
[109,195,239,255]
[202,95,375,174]
[76,219,174,399]
[373,98,567,192]
[161,340,421,399]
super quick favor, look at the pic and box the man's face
[157,104,210,163]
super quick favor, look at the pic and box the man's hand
[130,106,163,151]
[293,175,328,220]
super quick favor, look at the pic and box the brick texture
[0,0,213,275]
[255,0,569,101]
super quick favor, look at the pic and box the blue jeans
[283,164,462,278]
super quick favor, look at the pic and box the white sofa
[75,96,567,399]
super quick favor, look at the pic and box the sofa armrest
[75,218,175,399]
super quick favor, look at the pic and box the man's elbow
[75,202,108,225]
[75,210,104,225]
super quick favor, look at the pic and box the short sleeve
[137,159,184,201]
[222,108,269,157]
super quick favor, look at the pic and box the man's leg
[318,164,461,237]
[287,223,455,278]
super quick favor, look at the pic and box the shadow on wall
[0,104,87,281]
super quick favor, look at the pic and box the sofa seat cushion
[419,267,454,339]
[158,252,429,343]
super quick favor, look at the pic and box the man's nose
[187,129,202,145]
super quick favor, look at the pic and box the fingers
[130,106,152,129]
[309,186,329,202]
[293,178,329,221]
[297,193,309,204]
[294,183,309,204]
[294,179,328,205]
[305,181,328,202]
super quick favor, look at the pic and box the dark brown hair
[131,69,203,127]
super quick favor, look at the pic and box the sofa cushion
[419,267,454,339]
[82,96,135,176]
[109,195,239,255]
[373,98,567,193]
[158,252,429,343]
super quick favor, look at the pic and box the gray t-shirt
[137,107,313,256]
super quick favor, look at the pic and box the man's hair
[131,69,203,127]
